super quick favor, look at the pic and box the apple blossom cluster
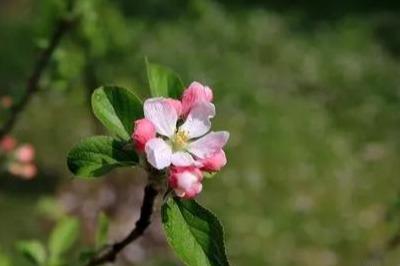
[132,82,229,198]
[0,135,37,179]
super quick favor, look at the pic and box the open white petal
[145,138,172,169]
[179,102,215,139]
[188,131,230,159]
[144,98,177,137]
[171,151,195,167]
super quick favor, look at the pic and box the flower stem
[86,184,159,266]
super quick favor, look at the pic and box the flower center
[172,130,189,151]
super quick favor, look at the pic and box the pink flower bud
[1,96,13,108]
[0,135,16,152]
[181,81,213,116]
[132,118,156,152]
[15,144,35,163]
[8,163,22,176]
[168,166,203,199]
[200,150,227,172]
[166,98,182,117]
[8,162,36,179]
[20,164,37,179]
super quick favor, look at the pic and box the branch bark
[0,18,73,138]
[86,184,159,266]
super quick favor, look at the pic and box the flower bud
[20,164,37,179]
[168,166,203,199]
[15,144,35,163]
[132,118,156,152]
[0,135,16,152]
[200,150,227,172]
[181,81,213,116]
[8,162,36,179]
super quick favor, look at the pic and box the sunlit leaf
[95,212,109,248]
[146,59,184,98]
[17,240,46,266]
[92,86,143,140]
[162,198,229,266]
[48,217,79,263]
[67,136,138,178]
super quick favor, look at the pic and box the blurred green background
[1,0,400,265]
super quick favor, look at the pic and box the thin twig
[0,18,73,138]
[86,184,159,266]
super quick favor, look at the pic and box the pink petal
[171,151,195,167]
[177,172,198,190]
[179,102,215,139]
[166,99,182,117]
[15,144,35,163]
[199,149,227,172]
[145,138,172,169]
[184,183,203,199]
[132,118,156,152]
[0,135,16,152]
[144,98,177,137]
[181,81,213,116]
[188,131,229,159]
[168,166,203,198]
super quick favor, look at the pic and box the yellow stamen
[172,130,189,151]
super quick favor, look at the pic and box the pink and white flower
[142,98,229,170]
[132,81,229,199]
[168,166,203,199]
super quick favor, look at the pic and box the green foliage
[0,250,11,266]
[68,85,143,179]
[67,136,138,178]
[77,249,96,265]
[16,217,79,266]
[95,212,109,248]
[48,217,79,265]
[162,198,229,266]
[91,86,143,141]
[146,59,184,98]
[16,241,46,266]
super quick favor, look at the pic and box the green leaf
[95,212,109,248]
[67,136,138,178]
[161,198,229,266]
[48,217,79,262]
[17,241,46,266]
[0,252,11,266]
[92,86,143,140]
[146,59,184,98]
[78,249,96,264]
